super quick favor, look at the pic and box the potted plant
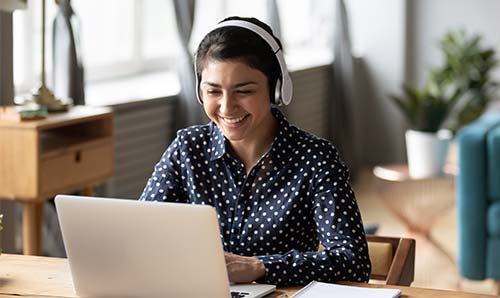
[391,30,498,178]
[434,31,498,132]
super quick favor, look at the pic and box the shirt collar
[268,108,295,163]
[208,122,226,161]
[208,108,293,161]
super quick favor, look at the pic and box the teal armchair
[456,111,500,281]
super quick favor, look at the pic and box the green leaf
[389,29,498,132]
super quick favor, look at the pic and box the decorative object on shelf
[0,104,48,121]
[1,0,67,118]
[390,30,498,178]
[27,0,69,112]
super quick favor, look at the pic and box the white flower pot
[405,129,452,179]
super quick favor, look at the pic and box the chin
[223,133,246,142]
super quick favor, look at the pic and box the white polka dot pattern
[139,108,371,286]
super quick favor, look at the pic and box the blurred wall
[409,0,500,86]
[348,0,500,166]
[349,0,408,165]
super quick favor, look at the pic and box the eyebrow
[201,81,258,88]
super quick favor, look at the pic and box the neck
[229,112,278,175]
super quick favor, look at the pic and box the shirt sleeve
[256,151,371,286]
[139,132,188,203]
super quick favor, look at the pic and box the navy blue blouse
[140,108,371,286]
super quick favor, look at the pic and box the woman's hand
[224,252,266,283]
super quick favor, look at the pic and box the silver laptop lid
[55,195,230,298]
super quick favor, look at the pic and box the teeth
[223,116,245,124]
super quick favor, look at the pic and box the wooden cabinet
[0,106,114,255]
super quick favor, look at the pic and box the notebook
[293,281,401,298]
[55,195,276,298]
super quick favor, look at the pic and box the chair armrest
[385,238,415,286]
[366,235,415,286]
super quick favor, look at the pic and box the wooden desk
[0,254,495,298]
[0,106,114,255]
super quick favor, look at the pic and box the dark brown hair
[195,16,283,103]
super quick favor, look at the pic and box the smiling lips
[221,115,248,124]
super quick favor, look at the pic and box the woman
[140,16,371,286]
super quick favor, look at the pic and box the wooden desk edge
[0,254,496,298]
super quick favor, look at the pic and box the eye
[236,89,255,94]
[206,89,221,95]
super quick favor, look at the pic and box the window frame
[14,0,177,94]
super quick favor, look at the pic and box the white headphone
[194,19,293,106]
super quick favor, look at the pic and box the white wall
[343,0,500,165]
[347,0,408,165]
[410,0,500,86]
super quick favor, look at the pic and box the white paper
[293,281,401,298]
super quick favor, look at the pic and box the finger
[226,262,256,284]
[224,252,242,263]
[224,252,235,257]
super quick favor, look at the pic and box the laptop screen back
[55,195,230,298]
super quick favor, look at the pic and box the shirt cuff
[255,254,288,285]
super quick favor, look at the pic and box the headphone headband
[195,19,293,106]
[214,20,281,52]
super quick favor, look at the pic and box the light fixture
[30,0,68,112]
[1,0,67,117]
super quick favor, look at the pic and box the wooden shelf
[0,106,114,255]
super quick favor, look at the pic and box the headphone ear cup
[280,73,293,105]
[274,78,282,105]
[196,74,203,104]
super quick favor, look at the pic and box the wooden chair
[367,235,416,286]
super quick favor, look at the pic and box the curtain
[330,0,358,177]
[52,0,85,105]
[266,0,282,40]
[0,12,15,252]
[0,11,14,106]
[172,0,204,129]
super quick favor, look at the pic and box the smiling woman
[200,60,277,170]
[139,16,371,287]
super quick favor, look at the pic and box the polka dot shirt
[140,108,371,286]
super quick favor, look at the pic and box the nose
[220,92,236,114]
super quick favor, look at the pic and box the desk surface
[0,254,495,298]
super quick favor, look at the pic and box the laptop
[55,195,276,298]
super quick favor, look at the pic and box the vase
[405,129,452,178]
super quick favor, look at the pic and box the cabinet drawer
[40,144,113,196]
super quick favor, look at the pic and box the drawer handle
[75,151,82,163]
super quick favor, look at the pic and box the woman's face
[200,59,274,144]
